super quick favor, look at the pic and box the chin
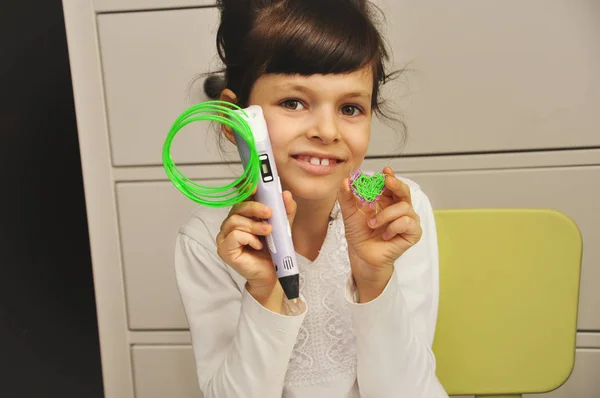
[282,175,342,202]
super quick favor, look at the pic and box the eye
[341,105,363,116]
[280,99,305,111]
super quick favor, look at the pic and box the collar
[329,200,341,221]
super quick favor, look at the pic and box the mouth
[291,154,342,167]
[290,154,344,175]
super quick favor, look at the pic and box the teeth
[298,155,335,166]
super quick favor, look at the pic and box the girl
[175,0,449,397]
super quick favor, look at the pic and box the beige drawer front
[99,1,599,167]
[130,346,598,398]
[524,349,600,398]
[371,0,599,155]
[116,180,212,329]
[95,0,215,13]
[132,345,203,398]
[94,5,413,166]
[97,8,233,167]
[405,166,600,331]
[117,165,599,331]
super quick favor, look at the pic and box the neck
[291,195,337,261]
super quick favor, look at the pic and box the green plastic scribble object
[349,169,386,204]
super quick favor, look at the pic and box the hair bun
[203,75,226,99]
[351,0,367,10]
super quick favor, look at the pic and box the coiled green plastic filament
[162,100,260,207]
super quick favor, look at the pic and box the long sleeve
[345,184,448,397]
[174,212,307,398]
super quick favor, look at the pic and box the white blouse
[174,177,449,398]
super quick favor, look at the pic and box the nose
[307,108,340,144]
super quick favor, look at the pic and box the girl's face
[247,67,374,201]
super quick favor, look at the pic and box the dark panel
[0,1,104,397]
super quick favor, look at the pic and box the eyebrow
[345,91,372,100]
[275,84,372,101]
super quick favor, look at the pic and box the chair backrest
[432,209,582,398]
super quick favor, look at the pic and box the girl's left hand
[337,167,423,300]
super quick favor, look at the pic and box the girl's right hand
[216,190,297,310]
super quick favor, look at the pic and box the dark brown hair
[207,0,406,146]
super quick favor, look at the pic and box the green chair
[432,209,583,398]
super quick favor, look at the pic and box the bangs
[251,1,384,77]
[218,0,389,107]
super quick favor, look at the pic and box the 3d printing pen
[233,106,300,300]
[162,101,300,300]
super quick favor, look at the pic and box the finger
[283,190,297,225]
[216,231,225,246]
[337,178,360,217]
[252,184,258,195]
[235,179,259,197]
[228,200,272,220]
[382,170,412,206]
[381,215,422,244]
[218,229,264,257]
[381,168,395,198]
[368,201,419,229]
[221,214,272,238]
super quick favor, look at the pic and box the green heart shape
[350,170,386,203]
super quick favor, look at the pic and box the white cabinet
[62,0,600,396]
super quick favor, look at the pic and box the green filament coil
[162,100,261,208]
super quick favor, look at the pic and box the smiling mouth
[290,155,344,176]
[291,155,342,167]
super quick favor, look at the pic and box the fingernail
[368,218,376,227]
[261,224,269,232]
[381,232,391,240]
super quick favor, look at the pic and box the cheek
[345,125,371,158]
[263,113,282,143]
[261,112,292,158]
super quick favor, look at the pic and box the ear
[219,88,238,146]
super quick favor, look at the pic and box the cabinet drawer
[116,180,223,329]
[95,0,215,13]
[405,166,600,331]
[99,1,598,167]
[524,349,600,398]
[97,8,233,167]
[371,0,599,155]
[132,345,203,398]
[116,165,598,330]
[130,345,599,398]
